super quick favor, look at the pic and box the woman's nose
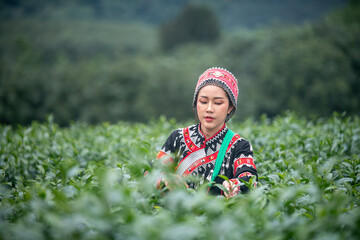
[206,102,214,112]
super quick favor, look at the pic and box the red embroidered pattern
[197,68,238,97]
[180,128,241,177]
[238,172,254,178]
[182,152,218,176]
[156,151,174,165]
[175,127,202,170]
[227,135,241,151]
[233,158,256,176]
[183,127,201,152]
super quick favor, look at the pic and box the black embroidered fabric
[159,124,258,195]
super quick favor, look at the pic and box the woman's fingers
[223,180,239,199]
[155,177,169,190]
[155,174,188,190]
[231,185,239,196]
[155,177,163,189]
[223,181,231,198]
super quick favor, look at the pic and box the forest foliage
[0,1,359,125]
[0,113,359,239]
[0,0,346,28]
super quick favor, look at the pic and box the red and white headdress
[193,67,238,120]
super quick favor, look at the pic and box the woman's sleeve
[149,129,182,188]
[230,139,258,192]
[154,129,182,166]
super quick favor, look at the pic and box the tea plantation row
[0,113,359,239]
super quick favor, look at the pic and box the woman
[154,67,257,198]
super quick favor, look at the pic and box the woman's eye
[215,102,223,105]
[200,101,207,104]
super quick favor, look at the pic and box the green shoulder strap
[209,129,234,186]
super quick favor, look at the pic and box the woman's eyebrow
[199,96,225,99]
[199,96,209,99]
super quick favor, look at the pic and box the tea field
[1,113,360,240]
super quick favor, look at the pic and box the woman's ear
[228,105,234,115]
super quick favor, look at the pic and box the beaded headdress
[193,67,238,121]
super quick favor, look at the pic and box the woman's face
[196,85,234,138]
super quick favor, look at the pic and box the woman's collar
[197,123,227,141]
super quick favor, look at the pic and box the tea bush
[1,113,359,239]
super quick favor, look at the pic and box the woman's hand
[155,177,168,190]
[222,179,240,199]
[155,174,188,190]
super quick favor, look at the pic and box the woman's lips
[205,116,214,122]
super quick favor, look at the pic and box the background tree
[0,1,358,125]
[159,4,220,51]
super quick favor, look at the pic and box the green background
[0,0,359,125]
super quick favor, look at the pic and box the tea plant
[1,113,359,239]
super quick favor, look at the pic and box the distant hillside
[0,0,347,29]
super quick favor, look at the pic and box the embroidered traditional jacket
[156,123,257,195]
